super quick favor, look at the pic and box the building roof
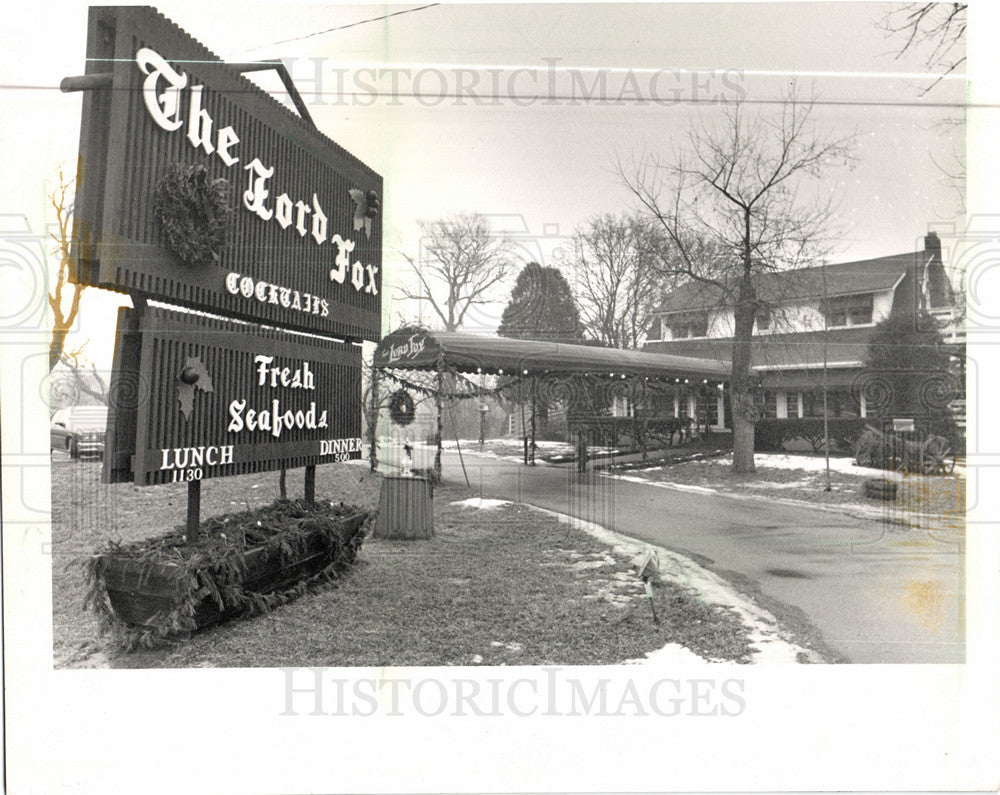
[644,325,874,374]
[654,250,917,315]
[374,328,730,379]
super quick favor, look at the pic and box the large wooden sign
[70,6,382,341]
[105,307,363,486]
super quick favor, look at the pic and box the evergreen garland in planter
[152,163,234,267]
[83,499,374,651]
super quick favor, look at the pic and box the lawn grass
[52,457,753,668]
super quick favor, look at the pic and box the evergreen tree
[863,310,957,436]
[498,263,584,438]
[498,262,582,342]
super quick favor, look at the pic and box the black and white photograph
[1,1,998,792]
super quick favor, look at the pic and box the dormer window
[668,311,709,339]
[822,294,873,327]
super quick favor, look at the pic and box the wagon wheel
[923,437,956,475]
[886,441,904,472]
[920,452,936,475]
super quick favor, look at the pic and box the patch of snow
[442,439,573,451]
[605,463,954,526]
[489,641,523,652]
[445,446,558,466]
[657,452,904,481]
[525,506,825,664]
[750,453,904,481]
[624,643,708,666]
[451,498,512,509]
[568,555,617,571]
[608,474,719,495]
[740,480,814,489]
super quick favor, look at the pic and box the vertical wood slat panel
[73,7,382,342]
[119,306,362,486]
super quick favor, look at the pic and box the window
[763,391,777,418]
[803,391,823,418]
[822,294,873,327]
[668,312,709,339]
[755,308,771,332]
[612,396,634,417]
[784,391,802,418]
[799,390,861,418]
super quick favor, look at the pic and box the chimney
[922,231,950,309]
[924,230,942,261]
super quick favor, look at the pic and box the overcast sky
[1,1,976,366]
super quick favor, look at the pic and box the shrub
[755,418,866,453]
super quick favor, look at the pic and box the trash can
[374,475,433,539]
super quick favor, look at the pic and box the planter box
[99,511,369,629]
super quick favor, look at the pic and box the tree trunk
[535,400,549,438]
[49,332,67,372]
[731,274,757,473]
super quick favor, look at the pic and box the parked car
[50,405,108,459]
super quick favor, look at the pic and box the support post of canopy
[575,374,589,473]
[434,356,444,481]
[529,375,537,465]
[368,362,380,473]
[639,405,647,461]
[520,391,528,465]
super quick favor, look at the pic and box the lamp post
[479,403,489,447]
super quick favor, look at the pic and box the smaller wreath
[152,163,233,267]
[388,389,416,427]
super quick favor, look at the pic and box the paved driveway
[420,447,964,664]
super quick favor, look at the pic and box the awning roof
[645,326,873,373]
[374,328,730,380]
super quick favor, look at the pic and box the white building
[643,232,958,426]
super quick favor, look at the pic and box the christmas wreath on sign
[388,389,416,427]
[152,163,234,267]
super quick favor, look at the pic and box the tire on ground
[863,478,897,501]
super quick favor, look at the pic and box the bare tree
[881,3,966,95]
[48,167,85,372]
[621,91,855,473]
[50,342,109,406]
[881,4,967,212]
[397,213,513,331]
[569,213,674,349]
